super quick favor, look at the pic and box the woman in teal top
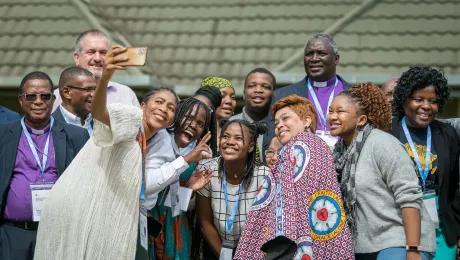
[149,97,214,259]
[391,66,460,259]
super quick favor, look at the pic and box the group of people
[0,30,459,260]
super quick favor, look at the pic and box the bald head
[381,77,398,103]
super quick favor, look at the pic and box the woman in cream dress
[34,46,212,260]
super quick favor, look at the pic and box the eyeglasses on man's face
[20,93,53,102]
[66,85,97,93]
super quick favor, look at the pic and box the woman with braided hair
[391,67,460,259]
[196,119,269,259]
[330,82,435,259]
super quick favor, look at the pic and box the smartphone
[115,47,148,66]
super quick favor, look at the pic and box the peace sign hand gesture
[184,132,212,164]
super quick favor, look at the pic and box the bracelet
[406,245,423,252]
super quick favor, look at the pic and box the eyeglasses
[264,149,276,158]
[20,93,53,102]
[66,85,96,93]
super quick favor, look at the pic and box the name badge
[219,239,234,260]
[30,183,54,222]
[139,205,148,250]
[422,191,439,229]
[164,186,193,213]
[316,130,338,151]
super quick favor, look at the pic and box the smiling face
[265,137,283,168]
[220,123,254,162]
[175,104,207,148]
[244,72,273,111]
[141,90,177,133]
[73,35,109,78]
[61,74,97,117]
[327,95,367,144]
[216,87,236,120]
[19,79,55,126]
[304,38,339,82]
[403,85,438,129]
[274,107,311,145]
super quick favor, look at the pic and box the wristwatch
[406,245,423,252]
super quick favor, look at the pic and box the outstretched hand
[100,45,128,82]
[184,132,212,164]
[187,168,213,191]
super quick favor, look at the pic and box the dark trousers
[0,224,37,260]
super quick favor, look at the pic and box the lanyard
[222,168,244,235]
[307,77,338,131]
[275,146,286,236]
[21,116,54,180]
[401,117,432,187]
[137,124,147,202]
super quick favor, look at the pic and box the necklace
[224,166,245,179]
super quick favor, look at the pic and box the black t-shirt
[399,123,438,192]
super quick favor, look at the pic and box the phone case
[116,47,148,66]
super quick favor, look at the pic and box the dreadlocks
[167,98,212,140]
[218,119,267,190]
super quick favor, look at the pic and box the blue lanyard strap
[275,146,286,236]
[401,117,432,187]
[222,169,244,235]
[307,77,338,131]
[21,116,54,180]
[138,124,146,201]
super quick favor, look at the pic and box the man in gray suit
[264,33,352,152]
[0,71,89,260]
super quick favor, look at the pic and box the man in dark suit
[0,71,89,260]
[0,106,20,124]
[53,67,96,135]
[264,33,353,152]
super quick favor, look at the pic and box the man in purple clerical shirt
[0,71,89,260]
[264,33,353,151]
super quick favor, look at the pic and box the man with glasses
[53,67,96,135]
[52,29,140,111]
[0,71,89,260]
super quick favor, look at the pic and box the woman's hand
[91,45,128,126]
[100,45,128,83]
[187,168,213,191]
[184,132,212,164]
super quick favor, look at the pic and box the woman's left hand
[187,168,213,191]
[406,251,421,260]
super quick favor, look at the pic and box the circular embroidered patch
[291,141,311,182]
[294,236,314,260]
[308,190,346,241]
[252,172,275,210]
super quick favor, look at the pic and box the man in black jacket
[264,33,353,153]
[0,71,89,260]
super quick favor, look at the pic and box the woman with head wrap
[234,94,354,260]
[200,77,236,155]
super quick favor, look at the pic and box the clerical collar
[308,76,338,88]
[24,121,51,135]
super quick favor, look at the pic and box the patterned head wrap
[234,132,354,260]
[201,77,233,89]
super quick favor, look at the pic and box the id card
[164,186,193,212]
[219,239,234,260]
[30,183,54,221]
[169,180,181,217]
[423,191,439,229]
[316,130,338,150]
[139,205,148,250]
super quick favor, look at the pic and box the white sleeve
[144,131,189,209]
[92,104,142,147]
